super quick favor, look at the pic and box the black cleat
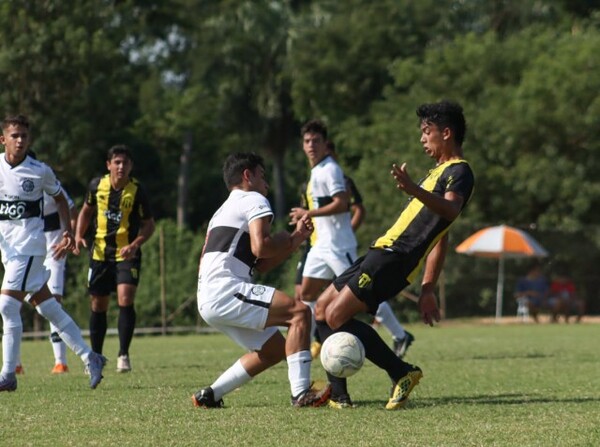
[192,387,224,409]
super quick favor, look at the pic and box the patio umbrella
[455,225,549,321]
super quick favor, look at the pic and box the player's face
[249,165,269,196]
[0,124,30,163]
[420,121,447,160]
[107,154,133,183]
[303,132,328,166]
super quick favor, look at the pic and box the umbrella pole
[495,256,505,322]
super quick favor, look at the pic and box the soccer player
[193,152,331,408]
[0,115,106,391]
[314,100,475,409]
[74,145,155,373]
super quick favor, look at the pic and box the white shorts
[2,255,50,294]
[44,256,66,296]
[302,246,357,280]
[198,281,278,351]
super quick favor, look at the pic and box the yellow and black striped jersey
[85,175,153,262]
[372,159,474,282]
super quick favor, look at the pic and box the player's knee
[324,306,344,331]
[290,301,311,328]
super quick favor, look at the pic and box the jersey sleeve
[345,176,363,205]
[444,162,475,206]
[325,162,347,197]
[245,193,273,224]
[85,177,101,206]
[42,164,61,197]
[135,183,154,220]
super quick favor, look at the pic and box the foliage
[9,324,600,446]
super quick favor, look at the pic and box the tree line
[2,0,600,328]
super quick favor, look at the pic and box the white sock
[302,300,316,341]
[36,298,92,363]
[0,295,23,376]
[49,322,68,365]
[376,301,406,340]
[211,359,252,401]
[287,350,311,397]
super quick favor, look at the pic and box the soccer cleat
[51,363,69,374]
[328,394,355,409]
[87,352,107,389]
[291,383,332,407]
[385,365,423,410]
[192,387,224,409]
[0,373,17,392]
[116,355,132,373]
[310,341,322,359]
[15,364,24,375]
[393,331,415,358]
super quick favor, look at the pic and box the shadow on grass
[354,393,600,409]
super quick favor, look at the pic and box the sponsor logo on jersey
[0,199,42,220]
[104,209,122,223]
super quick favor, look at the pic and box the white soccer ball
[320,331,365,378]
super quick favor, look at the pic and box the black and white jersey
[0,154,61,258]
[199,189,273,286]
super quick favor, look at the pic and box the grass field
[2,321,600,447]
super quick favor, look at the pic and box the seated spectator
[548,271,585,323]
[514,262,549,323]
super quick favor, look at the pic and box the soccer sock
[118,305,136,357]
[89,310,107,355]
[316,320,348,398]
[0,295,23,376]
[36,298,92,363]
[211,359,252,401]
[338,318,410,382]
[49,322,68,365]
[286,350,312,397]
[375,301,406,341]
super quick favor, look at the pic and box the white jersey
[198,189,273,294]
[307,155,356,251]
[0,154,61,258]
[43,187,75,251]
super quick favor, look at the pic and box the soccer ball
[320,332,365,378]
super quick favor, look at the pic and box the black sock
[313,326,321,343]
[118,305,136,357]
[89,311,107,355]
[316,320,348,398]
[338,318,411,383]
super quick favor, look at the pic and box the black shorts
[88,259,141,296]
[333,248,411,314]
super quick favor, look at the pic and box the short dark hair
[325,140,336,152]
[223,152,265,189]
[301,119,328,140]
[2,115,30,130]
[416,100,466,146]
[107,144,132,161]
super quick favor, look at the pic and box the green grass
[2,322,600,447]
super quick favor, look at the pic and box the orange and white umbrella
[456,225,548,321]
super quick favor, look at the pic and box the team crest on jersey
[21,179,35,193]
[251,285,266,296]
[358,273,372,289]
[122,197,133,210]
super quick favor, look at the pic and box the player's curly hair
[223,152,265,189]
[416,101,466,146]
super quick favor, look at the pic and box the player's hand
[391,163,418,195]
[51,231,75,260]
[418,290,441,327]
[295,214,314,239]
[120,243,139,260]
[72,236,87,256]
[289,207,308,225]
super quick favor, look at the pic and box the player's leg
[0,291,24,391]
[45,256,69,372]
[375,301,414,358]
[115,259,140,372]
[88,260,114,355]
